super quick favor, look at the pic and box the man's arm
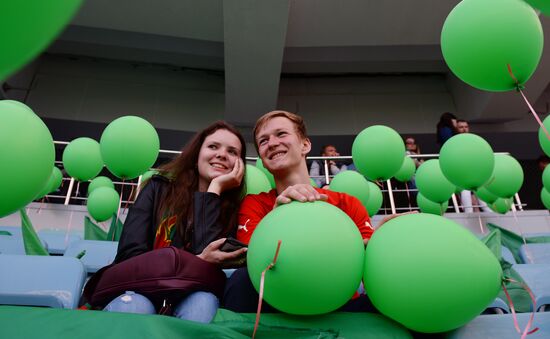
[236,194,271,245]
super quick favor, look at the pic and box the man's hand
[275,184,328,206]
[207,158,244,195]
[197,238,247,266]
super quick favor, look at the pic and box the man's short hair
[253,111,308,149]
[321,144,336,155]
[457,119,468,124]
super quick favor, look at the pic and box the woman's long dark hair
[156,121,246,245]
[436,112,457,130]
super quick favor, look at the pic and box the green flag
[106,214,124,241]
[84,216,108,241]
[486,223,550,263]
[20,209,49,256]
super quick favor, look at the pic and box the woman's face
[405,138,416,151]
[197,129,242,187]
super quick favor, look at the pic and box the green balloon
[364,213,502,333]
[140,170,158,183]
[0,1,83,81]
[365,181,383,216]
[525,0,550,16]
[489,198,513,214]
[63,137,103,181]
[247,201,365,315]
[439,134,494,190]
[35,167,55,200]
[255,158,276,189]
[245,165,272,195]
[0,100,54,217]
[538,116,550,157]
[475,186,498,204]
[50,167,63,193]
[352,125,405,180]
[100,116,160,179]
[87,176,115,196]
[415,160,455,203]
[394,156,416,182]
[484,154,523,198]
[329,171,370,207]
[87,187,120,222]
[441,0,543,92]
[416,193,448,216]
[540,188,550,210]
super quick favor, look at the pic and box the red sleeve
[236,193,273,245]
[339,193,374,240]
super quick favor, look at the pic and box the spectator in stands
[309,144,347,188]
[538,154,550,171]
[223,110,404,313]
[99,121,247,322]
[436,112,458,147]
[405,136,423,168]
[456,119,470,134]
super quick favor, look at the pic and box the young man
[456,119,470,134]
[223,110,377,313]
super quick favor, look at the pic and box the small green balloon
[540,188,550,210]
[87,187,120,222]
[364,213,502,333]
[50,167,63,193]
[475,186,498,204]
[245,165,272,195]
[542,162,550,192]
[416,193,448,216]
[140,170,158,183]
[441,0,543,91]
[484,154,523,198]
[256,158,276,189]
[352,125,405,180]
[329,171,370,207]
[0,1,83,81]
[490,198,513,214]
[394,156,416,182]
[87,176,115,196]
[365,181,383,216]
[439,134,494,190]
[539,116,550,158]
[63,137,103,181]
[0,100,54,217]
[35,167,56,200]
[100,116,160,179]
[247,201,365,315]
[525,0,550,16]
[415,160,455,203]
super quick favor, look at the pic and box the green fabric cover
[84,216,108,241]
[486,223,550,263]
[20,209,48,256]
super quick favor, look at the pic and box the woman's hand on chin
[207,158,244,195]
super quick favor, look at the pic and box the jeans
[104,290,219,323]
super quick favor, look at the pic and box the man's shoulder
[317,188,362,208]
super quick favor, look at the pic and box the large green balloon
[256,158,276,189]
[415,160,455,203]
[352,125,405,180]
[489,198,513,214]
[364,213,502,333]
[439,134,494,190]
[475,186,498,204]
[247,201,365,315]
[100,116,160,179]
[245,165,272,195]
[485,154,524,198]
[525,0,550,16]
[441,0,543,92]
[87,176,115,196]
[329,171,370,207]
[0,100,54,217]
[365,181,383,216]
[63,137,103,181]
[540,188,550,210]
[394,156,415,182]
[87,187,120,222]
[0,2,83,81]
[416,193,448,216]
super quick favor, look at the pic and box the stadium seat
[519,244,550,264]
[0,255,86,309]
[486,297,510,314]
[0,236,26,255]
[0,226,22,237]
[501,246,516,264]
[448,311,550,338]
[63,240,118,274]
[513,264,550,312]
[38,231,82,255]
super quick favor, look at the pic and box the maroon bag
[83,246,226,309]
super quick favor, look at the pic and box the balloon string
[123,183,135,212]
[116,179,125,227]
[507,64,550,141]
[511,207,533,263]
[501,278,539,338]
[65,210,74,246]
[477,214,485,235]
[253,240,282,339]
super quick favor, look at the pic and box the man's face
[255,117,311,174]
[457,121,470,133]
[322,146,338,157]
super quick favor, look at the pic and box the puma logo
[238,219,250,233]
[365,221,374,230]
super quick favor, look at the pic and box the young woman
[103,120,247,322]
[436,112,458,147]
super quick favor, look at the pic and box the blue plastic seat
[486,297,510,314]
[0,226,22,237]
[0,236,26,255]
[38,231,82,255]
[501,246,516,264]
[448,312,550,338]
[0,255,86,309]
[519,243,550,264]
[513,264,550,312]
[63,240,118,274]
